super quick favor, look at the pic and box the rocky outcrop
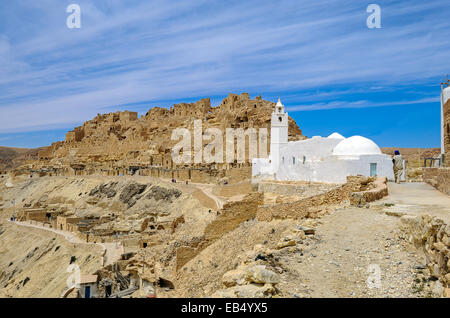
[423,168,450,196]
[89,182,118,198]
[146,186,181,203]
[119,183,147,208]
[400,215,450,296]
[214,264,280,298]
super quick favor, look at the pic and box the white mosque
[252,99,395,183]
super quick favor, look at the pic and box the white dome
[327,132,345,139]
[332,136,381,156]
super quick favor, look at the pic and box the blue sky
[0,0,448,148]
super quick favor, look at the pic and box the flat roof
[80,274,98,284]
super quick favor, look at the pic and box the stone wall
[175,192,264,270]
[256,181,340,198]
[17,164,252,185]
[204,192,263,242]
[349,177,388,206]
[400,215,450,294]
[423,167,450,196]
[256,176,388,221]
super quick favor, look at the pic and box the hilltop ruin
[22,93,304,183]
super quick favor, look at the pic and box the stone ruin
[15,93,304,183]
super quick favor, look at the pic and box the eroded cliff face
[32,93,304,172]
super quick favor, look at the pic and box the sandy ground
[1,176,447,298]
[176,181,447,298]
[275,181,449,298]
[276,207,425,297]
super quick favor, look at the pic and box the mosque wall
[278,137,342,163]
[271,154,393,183]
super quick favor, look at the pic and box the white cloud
[0,0,449,132]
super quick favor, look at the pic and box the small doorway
[370,163,377,176]
[105,285,112,297]
[85,286,91,298]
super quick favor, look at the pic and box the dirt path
[191,182,225,210]
[11,221,85,243]
[277,207,425,297]
[275,181,450,298]
[161,177,226,210]
[378,182,450,222]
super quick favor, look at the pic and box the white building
[78,274,98,298]
[440,83,450,157]
[252,99,394,183]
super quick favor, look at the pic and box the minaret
[270,98,289,174]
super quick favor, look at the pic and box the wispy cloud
[286,97,440,112]
[0,0,449,135]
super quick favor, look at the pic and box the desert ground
[0,172,448,298]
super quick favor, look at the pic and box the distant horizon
[1,1,448,148]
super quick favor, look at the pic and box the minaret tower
[270,98,289,173]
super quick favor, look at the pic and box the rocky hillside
[0,222,103,298]
[34,93,304,169]
[0,147,44,172]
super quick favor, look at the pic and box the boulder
[245,265,280,284]
[444,287,450,298]
[222,268,247,287]
[431,280,444,298]
[277,239,296,249]
[295,225,315,235]
[292,229,306,240]
[213,283,275,298]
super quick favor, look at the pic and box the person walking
[392,150,404,184]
